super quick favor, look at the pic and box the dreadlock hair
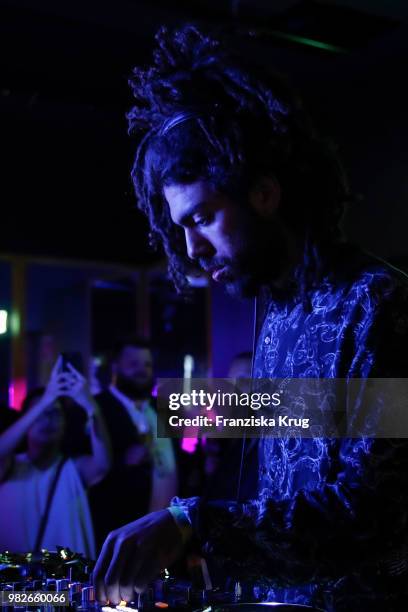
[128,24,351,299]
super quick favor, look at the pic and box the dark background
[1,0,407,268]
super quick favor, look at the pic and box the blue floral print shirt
[172,252,408,611]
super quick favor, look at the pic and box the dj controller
[0,550,322,611]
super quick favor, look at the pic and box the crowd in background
[0,340,253,559]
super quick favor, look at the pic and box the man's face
[164,180,286,297]
[114,346,154,399]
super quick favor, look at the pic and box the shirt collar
[109,384,137,411]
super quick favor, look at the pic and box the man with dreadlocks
[94,25,408,611]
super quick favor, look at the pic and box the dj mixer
[0,550,322,611]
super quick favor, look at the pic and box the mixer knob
[171,582,191,605]
[82,585,96,606]
[21,582,32,591]
[56,579,69,592]
[3,584,15,591]
[32,580,43,591]
[153,578,164,601]
[69,582,82,595]
[69,582,82,606]
[234,581,242,601]
[147,587,154,602]
[184,585,191,603]
[136,588,152,609]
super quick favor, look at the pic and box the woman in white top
[0,357,111,559]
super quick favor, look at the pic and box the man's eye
[194,215,212,227]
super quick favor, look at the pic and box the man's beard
[115,374,154,400]
[198,216,289,299]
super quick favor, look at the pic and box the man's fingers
[93,533,116,603]
[104,536,137,605]
[132,558,161,595]
[118,582,137,605]
[118,550,145,602]
[93,513,171,605]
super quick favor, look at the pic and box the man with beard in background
[90,338,177,551]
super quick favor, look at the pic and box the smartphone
[60,351,84,374]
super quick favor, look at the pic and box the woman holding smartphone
[0,356,111,559]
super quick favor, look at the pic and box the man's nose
[185,228,212,260]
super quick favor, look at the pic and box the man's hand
[93,509,184,605]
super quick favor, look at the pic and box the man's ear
[249,176,281,218]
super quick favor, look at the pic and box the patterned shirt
[172,250,408,611]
